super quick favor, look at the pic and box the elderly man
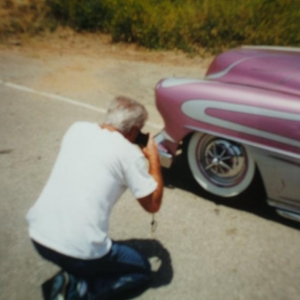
[26,96,163,299]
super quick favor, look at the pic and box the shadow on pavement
[162,153,300,231]
[117,239,173,288]
[41,239,172,300]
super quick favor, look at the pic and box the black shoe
[42,271,69,300]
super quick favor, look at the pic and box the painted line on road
[0,79,162,130]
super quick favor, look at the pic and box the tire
[187,132,255,198]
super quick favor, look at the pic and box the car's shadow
[162,153,300,230]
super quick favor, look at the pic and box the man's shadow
[117,239,173,288]
[109,239,173,299]
[41,239,172,300]
[163,153,300,230]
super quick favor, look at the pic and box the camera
[134,131,149,147]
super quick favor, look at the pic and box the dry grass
[0,0,50,41]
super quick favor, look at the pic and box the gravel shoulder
[0,29,213,126]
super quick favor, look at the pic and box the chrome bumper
[154,132,173,168]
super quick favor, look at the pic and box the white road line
[0,79,163,130]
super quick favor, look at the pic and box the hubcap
[197,137,247,187]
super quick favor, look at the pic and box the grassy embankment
[1,0,299,54]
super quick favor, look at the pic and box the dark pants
[32,240,151,299]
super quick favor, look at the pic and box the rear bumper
[154,131,173,168]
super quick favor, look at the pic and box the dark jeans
[32,240,151,299]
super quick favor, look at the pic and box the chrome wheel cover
[198,136,247,187]
[187,132,255,197]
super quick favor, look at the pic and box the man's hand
[138,134,163,213]
[142,133,159,162]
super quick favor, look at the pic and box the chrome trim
[154,131,174,168]
[158,150,173,168]
[276,210,300,222]
[162,131,176,143]
[155,129,176,143]
[268,199,300,215]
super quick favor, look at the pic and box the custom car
[154,46,300,222]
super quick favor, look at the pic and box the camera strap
[151,213,158,233]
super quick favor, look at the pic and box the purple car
[155,46,300,222]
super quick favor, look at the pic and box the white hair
[104,96,148,133]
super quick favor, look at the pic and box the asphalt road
[1,41,300,300]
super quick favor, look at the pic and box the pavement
[1,35,300,300]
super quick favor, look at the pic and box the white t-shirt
[26,122,157,259]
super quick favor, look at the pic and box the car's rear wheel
[187,132,255,197]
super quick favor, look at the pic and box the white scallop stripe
[205,55,269,80]
[181,100,300,148]
[161,78,209,88]
[242,45,300,52]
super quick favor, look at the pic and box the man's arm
[137,134,163,213]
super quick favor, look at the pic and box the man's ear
[124,127,139,143]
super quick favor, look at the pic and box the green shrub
[2,0,300,53]
[46,0,115,31]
